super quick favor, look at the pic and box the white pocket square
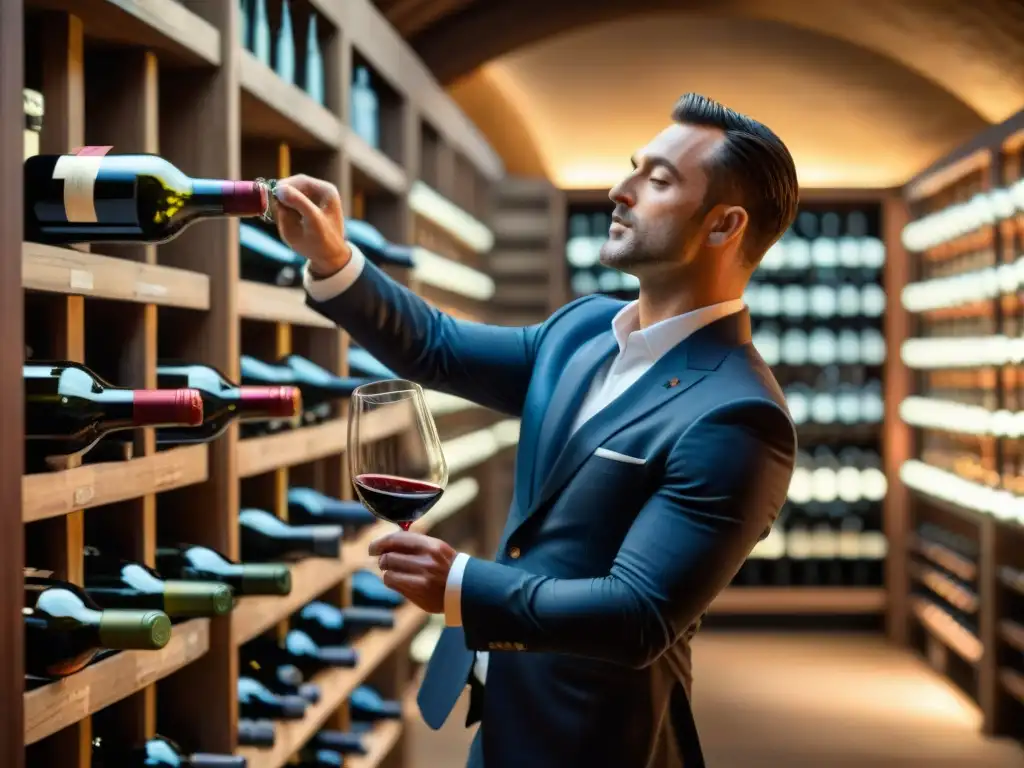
[594,447,646,465]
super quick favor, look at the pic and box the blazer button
[508,546,521,559]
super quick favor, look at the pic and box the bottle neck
[190,179,268,219]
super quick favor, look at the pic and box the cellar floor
[406,631,1024,767]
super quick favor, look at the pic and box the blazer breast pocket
[593,447,647,466]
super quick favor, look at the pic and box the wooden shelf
[23,445,208,523]
[345,129,408,196]
[232,521,389,644]
[24,619,209,745]
[237,603,427,768]
[23,243,210,309]
[25,0,220,66]
[910,596,984,665]
[1000,668,1024,706]
[709,587,887,615]
[238,420,347,478]
[239,50,342,149]
[346,720,404,768]
[409,181,494,254]
[237,407,409,478]
[237,281,334,328]
[909,534,978,582]
[1000,620,1024,653]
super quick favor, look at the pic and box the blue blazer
[307,259,797,768]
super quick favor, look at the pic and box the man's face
[599,123,726,274]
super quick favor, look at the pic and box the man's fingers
[273,181,324,222]
[380,570,425,597]
[378,552,434,573]
[368,531,431,556]
[276,174,340,210]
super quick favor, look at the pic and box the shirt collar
[610,298,747,361]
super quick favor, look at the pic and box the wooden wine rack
[895,105,1024,745]
[0,1,510,766]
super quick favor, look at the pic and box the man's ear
[706,205,748,248]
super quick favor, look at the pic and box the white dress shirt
[303,247,745,685]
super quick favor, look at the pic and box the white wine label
[135,281,169,298]
[53,154,103,223]
[69,269,94,291]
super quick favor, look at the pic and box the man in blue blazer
[274,93,799,768]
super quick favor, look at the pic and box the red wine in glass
[348,379,448,531]
[352,474,444,530]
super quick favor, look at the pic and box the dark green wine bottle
[24,574,172,679]
[92,733,246,767]
[155,544,292,596]
[83,546,235,618]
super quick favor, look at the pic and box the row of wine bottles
[732,504,887,588]
[789,447,887,505]
[24,353,394,470]
[240,0,325,105]
[24,548,395,681]
[901,179,1024,252]
[745,282,887,318]
[753,325,886,368]
[784,381,884,426]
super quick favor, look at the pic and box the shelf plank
[345,129,408,196]
[1000,668,1024,706]
[909,534,978,582]
[238,420,347,478]
[999,619,1024,653]
[24,242,210,309]
[23,444,208,523]
[239,50,342,150]
[237,281,334,328]
[345,720,403,768]
[232,521,390,644]
[709,587,887,615]
[237,603,427,768]
[910,596,984,664]
[25,0,219,66]
[24,618,209,745]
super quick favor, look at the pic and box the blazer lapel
[523,310,752,523]
[529,331,619,504]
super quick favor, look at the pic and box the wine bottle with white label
[24,149,270,246]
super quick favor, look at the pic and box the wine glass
[348,379,448,530]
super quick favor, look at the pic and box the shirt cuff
[444,552,471,627]
[302,243,366,303]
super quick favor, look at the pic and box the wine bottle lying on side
[351,569,405,609]
[238,719,276,748]
[240,221,307,287]
[24,361,204,470]
[293,746,344,768]
[294,602,394,645]
[24,573,172,679]
[345,218,415,269]
[350,684,402,722]
[91,734,246,768]
[248,629,358,680]
[287,487,376,528]
[156,544,292,596]
[24,151,269,246]
[311,730,367,755]
[239,649,320,703]
[83,545,235,618]
[239,508,343,562]
[238,676,308,720]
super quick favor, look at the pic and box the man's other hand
[369,531,457,614]
[272,174,352,278]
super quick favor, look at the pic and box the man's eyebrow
[630,154,683,180]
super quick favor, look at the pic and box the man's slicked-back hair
[671,93,799,266]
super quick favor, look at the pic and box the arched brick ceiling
[375,0,1024,188]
